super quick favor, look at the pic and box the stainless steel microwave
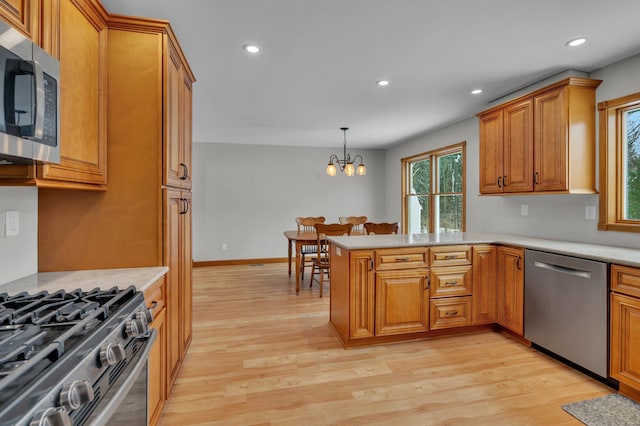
[0,19,60,165]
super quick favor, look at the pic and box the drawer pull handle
[149,301,158,309]
[445,311,458,316]
[444,255,458,259]
[395,257,410,262]
[444,281,458,286]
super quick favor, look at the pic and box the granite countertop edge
[328,232,640,268]
[0,266,169,296]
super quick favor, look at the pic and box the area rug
[562,394,640,425]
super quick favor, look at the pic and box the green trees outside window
[402,142,465,234]
[625,108,640,220]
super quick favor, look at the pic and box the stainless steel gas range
[0,286,155,426]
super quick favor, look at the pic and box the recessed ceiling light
[565,37,588,47]
[377,80,389,86]
[243,44,260,54]
[471,89,483,95]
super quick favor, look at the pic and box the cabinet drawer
[430,296,472,330]
[375,248,429,271]
[144,277,166,318]
[612,264,640,298]
[430,245,472,267]
[430,266,472,298]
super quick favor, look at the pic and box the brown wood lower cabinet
[329,243,523,348]
[472,245,497,324]
[430,296,472,330]
[496,246,524,335]
[375,269,429,336]
[611,264,640,400]
[144,277,167,426]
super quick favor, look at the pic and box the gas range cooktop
[0,286,153,426]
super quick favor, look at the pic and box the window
[598,93,640,232]
[402,142,465,234]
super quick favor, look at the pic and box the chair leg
[310,262,316,288]
[300,253,305,280]
[319,267,324,298]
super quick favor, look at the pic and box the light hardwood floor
[159,263,612,425]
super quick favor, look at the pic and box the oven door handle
[89,329,157,426]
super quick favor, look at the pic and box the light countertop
[0,266,169,296]
[328,232,640,268]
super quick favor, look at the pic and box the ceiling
[100,0,640,149]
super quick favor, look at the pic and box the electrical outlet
[520,204,529,217]
[585,205,597,221]
[5,210,19,237]
[222,242,228,251]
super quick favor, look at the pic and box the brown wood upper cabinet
[0,0,39,40]
[165,38,193,189]
[478,77,601,195]
[0,0,108,189]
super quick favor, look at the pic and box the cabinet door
[479,109,504,194]
[375,269,429,336]
[148,306,166,426]
[497,246,524,334]
[472,245,497,325]
[534,87,567,191]
[180,191,193,357]
[38,0,107,186]
[0,0,38,40]
[611,293,640,390]
[164,188,182,392]
[349,252,375,339]
[503,99,534,192]
[180,75,193,190]
[164,41,192,189]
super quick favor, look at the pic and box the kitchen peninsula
[328,232,640,348]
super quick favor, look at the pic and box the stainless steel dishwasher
[524,249,608,378]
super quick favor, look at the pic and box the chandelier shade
[326,127,366,177]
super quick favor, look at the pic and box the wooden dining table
[284,229,364,294]
[283,230,319,294]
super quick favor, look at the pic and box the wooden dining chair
[295,216,326,280]
[364,222,399,235]
[310,223,352,297]
[339,216,367,234]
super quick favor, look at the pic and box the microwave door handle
[32,60,45,140]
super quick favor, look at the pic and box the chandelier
[326,127,366,177]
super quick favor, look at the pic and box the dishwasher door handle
[533,260,592,279]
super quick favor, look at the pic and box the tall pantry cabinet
[106,14,195,395]
[36,12,195,415]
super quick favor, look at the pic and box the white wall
[385,52,640,250]
[0,187,38,284]
[192,142,387,261]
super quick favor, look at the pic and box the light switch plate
[520,204,529,217]
[585,205,597,221]
[5,210,19,237]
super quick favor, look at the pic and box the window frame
[401,141,466,234]
[598,92,640,232]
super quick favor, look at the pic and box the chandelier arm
[328,153,345,171]
[352,154,364,164]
